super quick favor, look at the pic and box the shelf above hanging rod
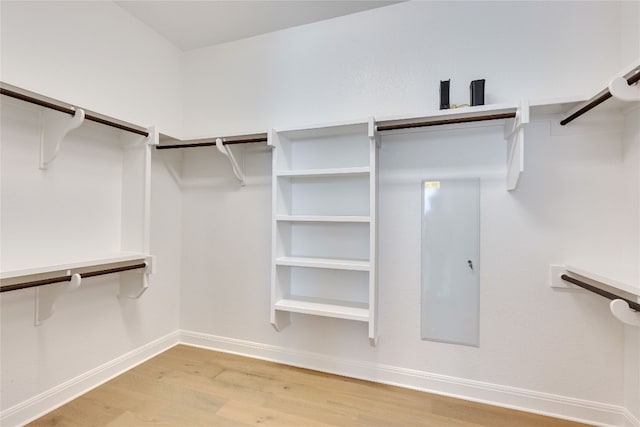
[0,262,147,293]
[375,103,517,132]
[560,63,640,126]
[156,133,268,149]
[377,112,516,132]
[560,274,640,312]
[550,264,640,327]
[0,82,150,137]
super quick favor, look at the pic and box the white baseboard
[180,329,627,427]
[624,408,640,427]
[1,329,632,427]
[0,331,180,427]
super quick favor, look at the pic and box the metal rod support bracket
[505,99,529,191]
[34,272,81,325]
[610,299,640,326]
[609,76,640,102]
[39,108,85,169]
[118,256,153,299]
[216,137,246,186]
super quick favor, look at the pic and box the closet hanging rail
[156,134,268,149]
[0,263,147,293]
[376,112,516,132]
[0,84,149,137]
[560,65,640,126]
[561,274,640,311]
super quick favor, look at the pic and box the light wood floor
[29,345,592,426]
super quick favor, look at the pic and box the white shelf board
[159,131,269,146]
[274,298,369,322]
[529,96,586,116]
[276,167,370,178]
[0,252,147,280]
[376,102,518,127]
[276,215,370,223]
[565,264,640,297]
[275,118,370,138]
[275,256,370,271]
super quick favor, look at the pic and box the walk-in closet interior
[1,1,639,426]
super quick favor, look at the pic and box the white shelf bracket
[505,99,529,191]
[34,273,81,325]
[367,116,380,148]
[267,128,276,147]
[216,137,246,186]
[610,299,640,327]
[145,125,159,146]
[271,311,291,332]
[39,108,85,169]
[118,255,154,299]
[609,76,640,102]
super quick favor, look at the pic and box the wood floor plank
[28,345,594,427]
[158,368,272,407]
[28,394,125,427]
[216,399,335,427]
[263,394,361,426]
[430,395,584,427]
[104,374,226,414]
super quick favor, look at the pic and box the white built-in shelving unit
[269,118,379,344]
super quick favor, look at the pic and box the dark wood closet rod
[158,112,518,148]
[560,66,640,126]
[376,112,516,132]
[561,274,640,311]
[0,85,149,137]
[0,263,147,293]
[156,135,269,150]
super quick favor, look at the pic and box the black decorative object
[439,80,450,110]
[470,79,485,106]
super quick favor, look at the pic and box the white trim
[0,252,147,280]
[179,330,627,427]
[1,329,632,427]
[624,408,640,427]
[0,331,179,427]
[274,117,369,134]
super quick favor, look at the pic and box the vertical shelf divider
[368,117,378,345]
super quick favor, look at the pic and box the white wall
[622,105,640,424]
[179,1,639,424]
[620,1,640,71]
[0,1,184,137]
[182,1,629,137]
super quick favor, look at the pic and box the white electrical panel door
[421,178,480,347]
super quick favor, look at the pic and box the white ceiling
[116,1,402,52]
